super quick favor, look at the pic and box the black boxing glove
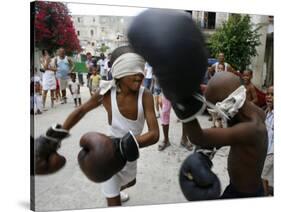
[112,131,139,162]
[36,124,69,158]
[171,90,206,123]
[78,131,139,183]
[128,9,208,103]
[179,152,221,201]
[35,124,69,175]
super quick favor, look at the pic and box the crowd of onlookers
[31,49,273,196]
[148,52,274,196]
[30,48,113,114]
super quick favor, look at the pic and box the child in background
[242,69,258,105]
[89,65,101,96]
[34,80,43,114]
[262,85,274,196]
[217,63,225,72]
[152,75,161,118]
[32,68,43,114]
[68,73,82,107]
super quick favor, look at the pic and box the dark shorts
[144,78,152,90]
[220,182,265,199]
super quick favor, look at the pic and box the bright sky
[67,2,147,16]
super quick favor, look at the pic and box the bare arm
[62,92,103,130]
[43,57,57,72]
[135,90,159,148]
[43,57,51,70]
[183,119,259,148]
[250,85,258,105]
[68,58,75,72]
[89,77,93,92]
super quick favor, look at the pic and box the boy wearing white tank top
[61,46,159,206]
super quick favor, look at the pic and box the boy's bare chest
[116,96,138,119]
[245,85,253,98]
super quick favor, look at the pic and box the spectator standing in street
[97,53,107,80]
[55,47,75,104]
[41,49,56,110]
[104,53,112,80]
[262,85,274,196]
[89,65,101,96]
[152,75,161,118]
[158,95,172,151]
[242,69,258,105]
[143,62,153,91]
[85,52,96,88]
[158,94,193,151]
[31,67,43,114]
[68,73,82,107]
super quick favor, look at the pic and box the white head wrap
[195,85,247,120]
[99,53,145,95]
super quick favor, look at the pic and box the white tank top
[108,86,145,137]
[56,56,69,64]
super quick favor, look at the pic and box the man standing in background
[56,47,75,104]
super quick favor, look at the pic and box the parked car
[208,58,218,66]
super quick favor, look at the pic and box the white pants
[101,161,137,198]
[262,154,273,186]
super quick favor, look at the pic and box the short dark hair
[90,64,98,70]
[42,49,52,56]
[70,72,76,77]
[244,69,253,74]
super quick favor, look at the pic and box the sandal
[158,141,171,151]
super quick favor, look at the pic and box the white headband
[195,85,247,120]
[99,53,145,95]
[111,53,145,79]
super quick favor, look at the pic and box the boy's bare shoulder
[102,90,111,105]
[142,88,153,99]
[245,105,267,140]
[142,88,154,107]
[249,83,256,90]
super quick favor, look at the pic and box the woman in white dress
[41,50,57,109]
